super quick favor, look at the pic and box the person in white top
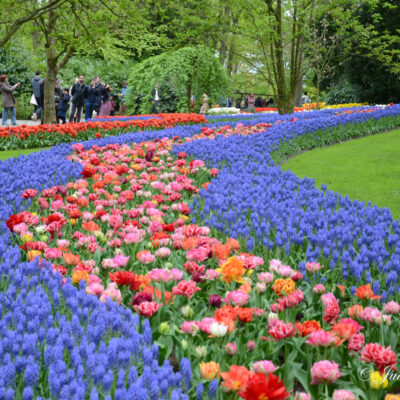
[300,91,311,106]
[151,82,160,114]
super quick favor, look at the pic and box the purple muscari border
[175,105,400,301]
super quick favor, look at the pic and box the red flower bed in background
[0,113,207,151]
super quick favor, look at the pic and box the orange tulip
[213,243,231,260]
[200,361,220,380]
[219,256,245,284]
[71,270,89,285]
[221,365,252,392]
[239,282,252,294]
[272,278,296,297]
[82,221,99,232]
[181,237,199,251]
[348,304,363,318]
[355,284,381,300]
[64,252,80,266]
[27,250,42,261]
[76,197,89,207]
[227,238,240,252]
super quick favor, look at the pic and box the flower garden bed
[0,113,207,151]
[1,106,400,399]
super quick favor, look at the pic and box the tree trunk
[316,74,321,109]
[44,53,58,124]
[218,6,230,65]
[226,35,236,76]
[43,9,58,125]
[273,1,288,115]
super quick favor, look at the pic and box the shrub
[325,81,362,105]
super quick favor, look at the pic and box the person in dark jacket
[68,75,88,122]
[94,76,103,114]
[57,88,70,124]
[39,79,46,124]
[31,70,42,120]
[0,74,20,126]
[85,79,98,121]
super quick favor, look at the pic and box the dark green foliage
[125,45,229,114]
[58,57,131,92]
[0,46,33,95]
[157,81,178,113]
[324,81,362,105]
[321,1,400,104]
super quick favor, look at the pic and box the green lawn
[0,147,50,161]
[282,128,400,220]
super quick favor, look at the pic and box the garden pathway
[14,119,41,126]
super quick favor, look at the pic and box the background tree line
[0,0,399,120]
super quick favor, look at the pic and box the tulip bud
[246,340,256,351]
[196,346,207,358]
[35,225,46,234]
[146,242,153,249]
[268,312,278,322]
[159,322,170,335]
[181,339,188,350]
[164,262,173,269]
[255,282,266,293]
[225,342,237,356]
[181,305,195,319]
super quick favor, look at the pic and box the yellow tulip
[370,370,388,389]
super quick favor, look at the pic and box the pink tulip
[86,283,104,297]
[384,301,400,315]
[306,330,335,347]
[155,247,171,258]
[332,389,357,400]
[252,360,278,374]
[311,360,341,384]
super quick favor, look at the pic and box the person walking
[118,80,128,115]
[247,93,255,109]
[150,82,160,114]
[69,75,88,123]
[0,75,20,126]
[85,79,98,121]
[57,88,70,124]
[99,84,112,116]
[31,70,42,121]
[300,92,311,107]
[199,93,209,115]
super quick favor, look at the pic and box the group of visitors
[34,74,128,123]
[66,76,125,123]
[0,71,128,126]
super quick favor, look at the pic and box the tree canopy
[125,45,229,114]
